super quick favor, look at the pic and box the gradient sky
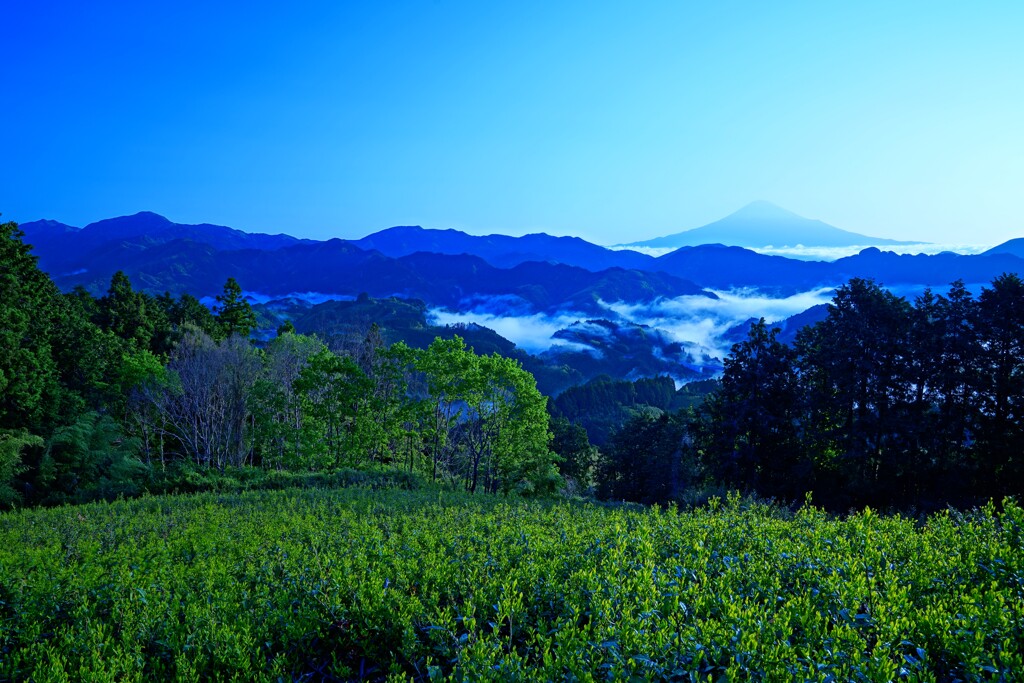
[3,1,1023,246]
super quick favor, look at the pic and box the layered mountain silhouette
[351,225,655,271]
[622,201,918,250]
[19,211,311,276]
[18,209,1024,391]
[19,211,1024,308]
[19,215,708,316]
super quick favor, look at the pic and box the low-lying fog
[429,287,837,360]
[615,243,992,261]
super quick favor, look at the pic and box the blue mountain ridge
[19,211,1024,305]
[18,209,1024,391]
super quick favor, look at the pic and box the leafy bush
[36,412,148,505]
[0,430,41,508]
[147,462,428,496]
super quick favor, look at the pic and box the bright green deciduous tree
[414,336,476,483]
[414,336,559,495]
[294,349,372,468]
[249,332,327,469]
[480,352,560,496]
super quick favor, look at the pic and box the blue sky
[3,1,1023,246]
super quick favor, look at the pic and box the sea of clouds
[429,287,837,359]
[612,243,992,261]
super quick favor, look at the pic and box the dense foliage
[550,376,678,447]
[7,216,1024,680]
[579,277,1024,512]
[1,222,559,507]
[2,488,1022,681]
[700,277,1024,510]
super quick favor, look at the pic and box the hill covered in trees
[1,220,560,507]
[4,216,1024,513]
[6,214,1024,680]
[253,295,716,396]
[598,277,1024,511]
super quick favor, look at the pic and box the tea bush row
[1,490,1021,681]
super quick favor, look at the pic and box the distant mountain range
[18,211,1024,306]
[21,211,310,277]
[16,208,1024,391]
[984,238,1024,259]
[622,201,918,250]
[18,225,708,317]
[351,225,654,271]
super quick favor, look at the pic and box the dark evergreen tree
[214,277,257,339]
[0,220,76,434]
[918,282,983,502]
[599,411,694,505]
[549,416,600,493]
[708,319,805,499]
[974,273,1024,496]
[57,287,124,412]
[795,279,916,507]
[98,271,154,348]
[166,292,220,340]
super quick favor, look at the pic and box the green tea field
[1,489,1022,681]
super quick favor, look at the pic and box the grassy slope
[1,488,1022,681]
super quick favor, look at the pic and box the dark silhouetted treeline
[583,277,1024,512]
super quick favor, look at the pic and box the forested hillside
[1,220,559,508]
[4,218,1024,512]
[603,277,1024,511]
[5,217,1024,681]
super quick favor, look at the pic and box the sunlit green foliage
[1,490,1021,681]
[411,337,558,495]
